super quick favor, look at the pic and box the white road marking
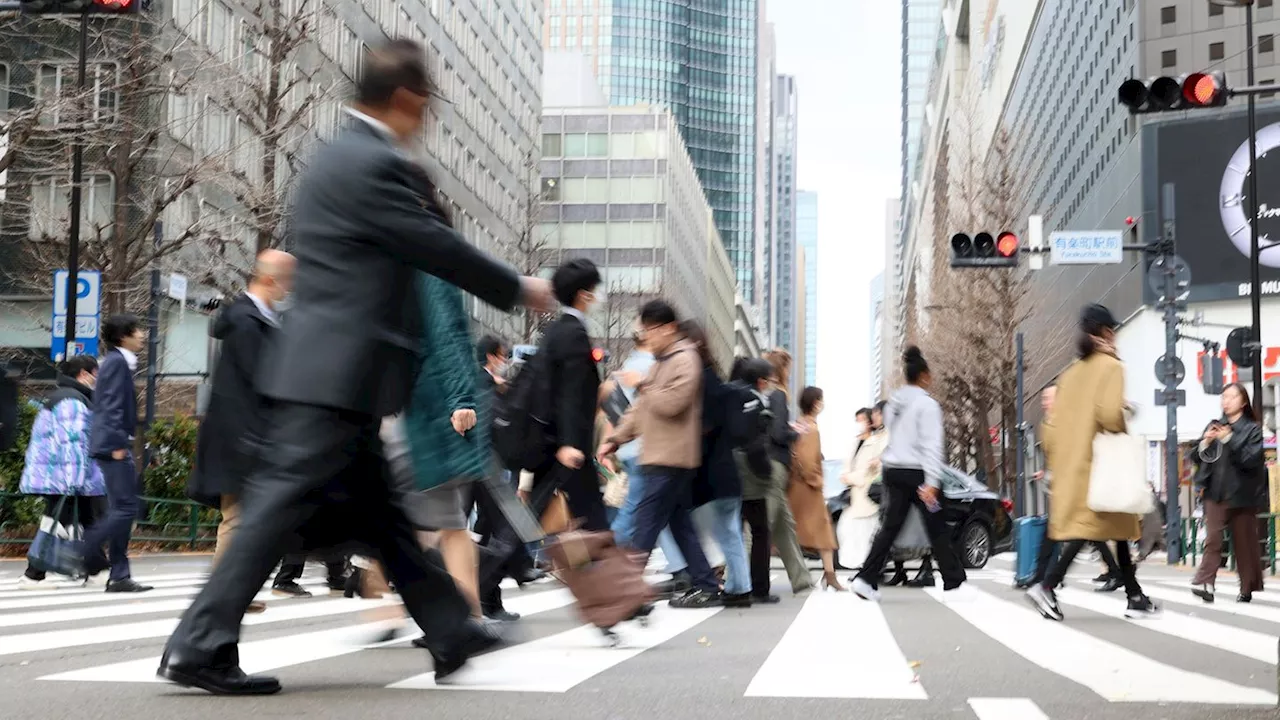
[389,603,720,693]
[926,585,1276,704]
[968,697,1049,720]
[744,591,926,699]
[0,577,327,611]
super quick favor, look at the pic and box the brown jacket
[1043,351,1141,542]
[609,338,703,469]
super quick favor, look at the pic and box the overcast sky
[770,0,901,462]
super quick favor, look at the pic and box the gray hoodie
[879,384,945,489]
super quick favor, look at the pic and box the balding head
[250,249,296,309]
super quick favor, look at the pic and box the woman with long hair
[1026,304,1158,621]
[789,387,843,590]
[1191,382,1267,603]
[763,349,815,594]
[850,346,967,602]
[839,405,886,575]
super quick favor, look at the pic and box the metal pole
[141,221,161,478]
[63,12,88,358]
[1015,331,1025,518]
[1162,183,1183,565]
[1247,2,1265,419]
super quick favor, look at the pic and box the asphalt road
[1,552,1278,720]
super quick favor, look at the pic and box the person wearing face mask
[18,356,105,589]
[525,258,610,532]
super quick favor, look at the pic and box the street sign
[51,269,101,361]
[1153,388,1187,407]
[167,273,187,302]
[1049,230,1123,265]
[1146,254,1192,301]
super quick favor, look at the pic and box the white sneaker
[851,577,881,602]
[17,575,52,590]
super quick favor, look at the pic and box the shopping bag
[1087,432,1155,515]
[540,490,572,535]
[27,496,85,577]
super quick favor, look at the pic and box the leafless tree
[506,151,556,343]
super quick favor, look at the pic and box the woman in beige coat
[837,410,886,571]
[1025,304,1159,622]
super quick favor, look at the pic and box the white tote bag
[1087,432,1155,515]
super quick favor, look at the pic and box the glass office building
[545,0,762,304]
[797,190,817,387]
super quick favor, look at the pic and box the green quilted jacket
[403,272,492,491]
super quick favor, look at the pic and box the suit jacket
[89,348,136,459]
[541,313,600,455]
[189,293,273,506]
[256,120,523,417]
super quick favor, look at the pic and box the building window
[1161,49,1177,68]
[1262,0,1273,8]
[1209,2,1223,16]
[29,174,115,240]
[1210,42,1225,61]
[35,63,118,127]
[1261,79,1276,100]
[1160,6,1175,24]
[1262,35,1275,54]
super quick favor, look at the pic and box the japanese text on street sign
[1049,230,1123,265]
[51,269,101,360]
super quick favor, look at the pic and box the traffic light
[591,347,609,364]
[19,0,140,13]
[949,231,1019,268]
[1118,72,1227,114]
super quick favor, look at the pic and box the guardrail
[0,491,219,551]
[1179,513,1279,576]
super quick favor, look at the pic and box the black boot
[905,567,936,588]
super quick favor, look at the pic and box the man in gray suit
[158,39,554,695]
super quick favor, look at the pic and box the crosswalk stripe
[925,586,1277,704]
[0,573,214,599]
[388,603,721,693]
[1142,585,1280,625]
[41,589,576,683]
[968,698,1049,720]
[744,591,926,699]
[0,581,336,629]
[1152,578,1280,605]
[3,594,400,657]
[0,577,327,611]
[1055,587,1276,664]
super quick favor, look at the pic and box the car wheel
[961,522,991,569]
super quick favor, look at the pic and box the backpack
[0,371,16,452]
[491,349,554,472]
[726,381,773,478]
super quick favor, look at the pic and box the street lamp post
[1210,0,1264,417]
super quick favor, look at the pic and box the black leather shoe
[105,578,153,593]
[431,619,507,683]
[272,581,312,598]
[882,569,909,587]
[750,593,781,604]
[1095,578,1123,593]
[514,568,546,586]
[905,573,936,588]
[157,653,281,695]
[485,608,521,622]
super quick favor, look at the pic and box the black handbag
[867,482,885,506]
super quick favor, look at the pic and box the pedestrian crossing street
[1,556,1277,718]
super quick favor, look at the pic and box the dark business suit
[84,348,139,582]
[162,119,523,671]
[532,312,606,531]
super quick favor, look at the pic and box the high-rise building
[797,190,818,387]
[770,75,799,355]
[539,103,736,369]
[794,243,807,400]
[881,197,901,397]
[870,272,884,401]
[543,0,764,306]
[0,0,543,369]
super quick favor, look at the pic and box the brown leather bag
[540,490,572,534]
[544,530,654,629]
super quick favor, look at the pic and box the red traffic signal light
[1119,72,1227,113]
[20,0,138,12]
[591,347,605,363]
[996,232,1018,258]
[950,230,1018,268]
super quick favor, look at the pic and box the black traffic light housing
[1118,72,1227,114]
[950,231,1019,268]
[20,0,140,13]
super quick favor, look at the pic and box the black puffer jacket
[1195,415,1268,510]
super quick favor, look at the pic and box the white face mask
[275,292,294,313]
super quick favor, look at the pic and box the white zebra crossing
[2,567,1277,709]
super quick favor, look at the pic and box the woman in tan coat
[1025,304,1159,622]
[789,387,843,591]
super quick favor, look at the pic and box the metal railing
[0,491,219,551]
[1179,513,1279,576]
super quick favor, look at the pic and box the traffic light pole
[62,12,88,359]
[1245,2,1265,421]
[1159,184,1182,565]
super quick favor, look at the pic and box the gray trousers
[764,460,813,592]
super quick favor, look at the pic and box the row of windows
[538,220,665,249]
[542,131,668,159]
[1161,0,1273,25]
[551,177,664,204]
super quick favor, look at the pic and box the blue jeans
[629,466,716,592]
[705,497,751,595]
[613,458,686,572]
